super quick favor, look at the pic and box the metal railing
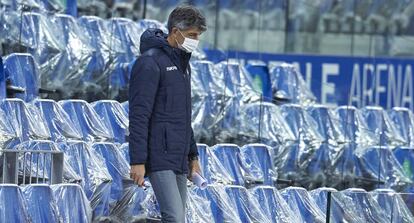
[1,150,63,185]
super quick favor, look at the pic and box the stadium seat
[193,184,242,222]
[335,106,376,145]
[360,106,406,146]
[33,99,83,142]
[372,188,414,222]
[110,183,150,222]
[393,146,414,180]
[274,142,304,184]
[0,184,31,222]
[306,104,342,144]
[245,60,272,101]
[92,100,128,143]
[109,17,142,60]
[197,143,235,185]
[3,53,40,102]
[119,143,130,163]
[341,188,388,223]
[240,143,276,186]
[268,63,316,104]
[280,186,326,223]
[210,144,249,186]
[310,187,364,223]
[186,187,215,222]
[15,140,81,183]
[224,185,270,222]
[0,98,50,146]
[51,183,93,223]
[250,186,298,222]
[57,140,112,218]
[21,184,61,222]
[59,99,113,142]
[389,107,414,147]
[91,142,130,205]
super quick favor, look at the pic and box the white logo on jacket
[166,66,178,71]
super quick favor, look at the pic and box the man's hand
[188,160,202,181]
[130,164,146,186]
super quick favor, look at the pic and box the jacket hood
[139,28,170,54]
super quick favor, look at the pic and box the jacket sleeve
[128,56,160,165]
[188,127,199,159]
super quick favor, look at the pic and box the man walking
[129,5,206,223]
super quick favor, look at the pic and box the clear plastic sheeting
[388,107,414,147]
[186,187,214,223]
[197,144,235,185]
[240,144,277,186]
[360,106,406,146]
[45,13,95,99]
[0,184,30,222]
[109,17,143,60]
[210,144,250,186]
[110,182,149,222]
[21,184,61,222]
[268,63,316,105]
[340,188,389,223]
[236,102,296,147]
[310,187,365,223]
[250,186,298,223]
[372,188,414,222]
[0,102,18,149]
[119,143,130,164]
[280,187,326,223]
[91,142,130,210]
[0,0,40,10]
[306,104,343,145]
[92,100,129,144]
[393,146,414,181]
[192,184,243,223]
[353,146,411,190]
[3,53,40,102]
[59,99,113,142]
[138,19,168,34]
[279,104,324,145]
[224,185,271,223]
[334,106,377,145]
[33,99,83,142]
[51,183,93,223]
[57,140,112,218]
[15,140,81,183]
[121,101,128,115]
[0,98,50,147]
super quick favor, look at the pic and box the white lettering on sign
[375,64,387,106]
[321,63,339,105]
[362,63,375,106]
[350,64,361,108]
[401,65,413,110]
[387,64,402,109]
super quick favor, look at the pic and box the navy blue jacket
[129,28,198,174]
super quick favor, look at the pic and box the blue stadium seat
[91,142,130,205]
[274,142,304,183]
[280,186,326,223]
[197,143,235,185]
[109,17,142,60]
[119,143,130,163]
[360,106,406,146]
[335,106,376,145]
[341,188,388,223]
[245,61,272,102]
[15,140,81,183]
[110,183,150,222]
[310,187,364,223]
[250,186,298,223]
[0,184,31,222]
[51,183,93,223]
[186,187,215,223]
[33,99,83,142]
[372,188,414,222]
[237,102,295,147]
[393,146,414,180]
[21,184,61,222]
[0,98,50,146]
[269,63,316,104]
[304,143,338,189]
[330,143,357,188]
[92,100,128,143]
[240,143,276,185]
[121,101,128,114]
[306,104,342,144]
[192,185,242,222]
[389,107,414,146]
[224,185,270,222]
[59,99,113,142]
[210,144,248,186]
[280,104,324,143]
[57,140,112,218]
[4,53,39,102]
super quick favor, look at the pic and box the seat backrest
[306,104,343,144]
[245,61,272,101]
[389,107,414,147]
[22,184,61,222]
[0,184,31,222]
[4,53,40,102]
[372,188,414,222]
[210,144,246,186]
[240,143,276,185]
[92,100,128,143]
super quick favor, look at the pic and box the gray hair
[167,5,207,33]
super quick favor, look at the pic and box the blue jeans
[149,170,187,223]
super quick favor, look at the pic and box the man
[128,5,206,223]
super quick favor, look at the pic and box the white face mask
[176,30,199,53]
